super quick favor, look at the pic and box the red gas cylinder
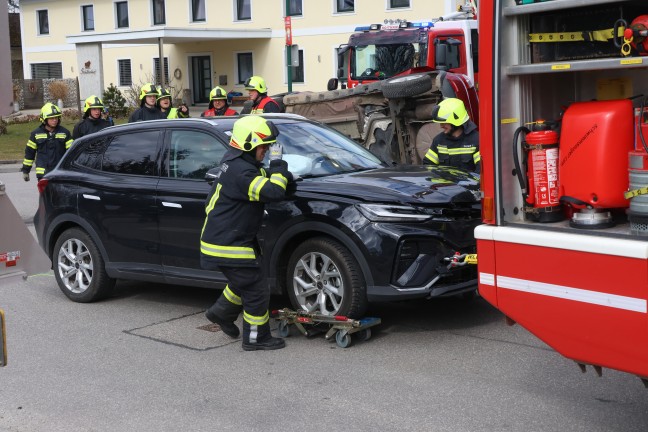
[559,99,633,209]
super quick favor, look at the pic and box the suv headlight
[356,203,434,222]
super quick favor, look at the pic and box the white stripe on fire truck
[479,272,646,313]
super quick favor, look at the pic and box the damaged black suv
[34,114,480,317]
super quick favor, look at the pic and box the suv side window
[102,131,160,176]
[167,130,226,179]
[73,137,110,170]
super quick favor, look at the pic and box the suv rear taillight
[37,178,49,194]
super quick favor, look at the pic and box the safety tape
[624,185,648,199]
[529,27,624,43]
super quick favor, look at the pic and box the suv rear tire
[53,228,116,303]
[286,237,368,318]
[382,73,433,99]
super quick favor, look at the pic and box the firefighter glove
[268,143,283,161]
[22,171,30,182]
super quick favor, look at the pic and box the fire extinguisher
[512,121,564,223]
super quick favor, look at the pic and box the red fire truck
[476,0,648,386]
[335,5,478,89]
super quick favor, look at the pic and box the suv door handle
[162,202,182,208]
[82,194,100,201]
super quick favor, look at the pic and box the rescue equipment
[625,100,648,234]
[614,15,648,56]
[513,121,564,223]
[559,100,634,229]
[272,308,381,348]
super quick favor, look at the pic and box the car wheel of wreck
[381,73,433,99]
[287,237,367,318]
[53,228,116,303]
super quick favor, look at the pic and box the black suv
[35,115,481,317]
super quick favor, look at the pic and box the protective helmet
[243,76,267,94]
[157,88,172,102]
[432,98,469,127]
[40,102,62,123]
[209,86,228,101]
[229,115,279,152]
[83,95,104,117]
[139,83,160,102]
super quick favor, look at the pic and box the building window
[336,0,354,13]
[116,2,129,28]
[152,0,165,25]
[154,57,169,85]
[31,63,63,79]
[191,0,205,22]
[388,0,410,8]
[37,10,49,35]
[237,53,253,84]
[82,5,95,31]
[286,0,302,17]
[236,0,251,21]
[118,59,132,87]
[290,49,304,83]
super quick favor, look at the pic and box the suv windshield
[220,120,384,177]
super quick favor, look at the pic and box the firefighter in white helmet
[200,116,293,350]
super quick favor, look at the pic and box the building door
[191,56,211,104]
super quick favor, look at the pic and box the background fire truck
[476,0,648,386]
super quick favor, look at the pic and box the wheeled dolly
[272,308,381,348]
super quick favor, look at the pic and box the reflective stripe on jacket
[424,120,480,172]
[250,96,281,114]
[22,124,73,178]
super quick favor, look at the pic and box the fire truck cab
[334,13,478,89]
[477,0,648,386]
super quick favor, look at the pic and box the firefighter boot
[242,321,286,351]
[205,295,242,339]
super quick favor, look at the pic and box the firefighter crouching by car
[423,98,480,174]
[201,86,238,117]
[157,88,190,119]
[72,95,113,139]
[128,83,166,123]
[244,76,281,114]
[21,103,73,182]
[200,115,293,351]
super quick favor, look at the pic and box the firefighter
[128,83,166,123]
[424,98,480,173]
[201,86,238,117]
[244,76,281,114]
[21,103,73,182]
[157,88,190,119]
[72,95,113,139]
[201,115,293,351]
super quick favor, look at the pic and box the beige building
[20,0,459,105]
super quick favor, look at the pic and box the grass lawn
[0,118,127,162]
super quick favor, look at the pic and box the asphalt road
[0,167,647,432]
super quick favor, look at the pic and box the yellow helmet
[157,88,172,101]
[139,83,160,101]
[229,116,279,152]
[243,76,267,93]
[83,95,104,115]
[209,86,228,101]
[40,102,62,123]
[432,98,469,127]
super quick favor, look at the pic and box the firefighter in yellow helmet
[201,116,293,351]
[156,88,190,119]
[72,95,113,139]
[128,83,165,122]
[202,86,238,117]
[244,76,281,114]
[424,98,480,173]
[21,103,73,182]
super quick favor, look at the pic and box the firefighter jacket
[200,150,292,269]
[250,95,281,114]
[22,124,73,178]
[163,106,190,119]
[72,116,112,139]
[201,106,238,117]
[128,105,166,123]
[424,120,480,172]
